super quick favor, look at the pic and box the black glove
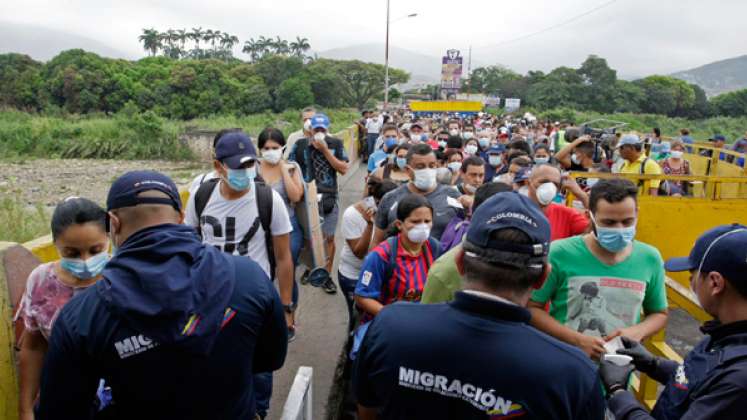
[599,360,635,396]
[617,336,658,375]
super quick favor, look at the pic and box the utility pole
[384,0,391,111]
[467,45,472,97]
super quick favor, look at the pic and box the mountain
[0,21,132,61]
[671,55,747,97]
[318,43,484,89]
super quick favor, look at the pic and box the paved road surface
[269,161,368,420]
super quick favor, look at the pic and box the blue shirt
[368,150,389,173]
[354,292,605,419]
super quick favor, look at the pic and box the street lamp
[384,1,417,111]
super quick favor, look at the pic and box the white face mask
[447,161,462,173]
[407,223,431,244]
[303,119,312,132]
[535,182,558,206]
[464,145,478,155]
[671,150,684,159]
[449,129,460,136]
[571,153,582,165]
[262,149,282,165]
[462,132,474,140]
[313,132,326,142]
[412,168,437,191]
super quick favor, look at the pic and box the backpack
[194,178,276,279]
[439,216,470,254]
[382,235,441,284]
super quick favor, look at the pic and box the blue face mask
[60,252,110,280]
[226,166,256,191]
[488,155,502,167]
[478,138,490,149]
[396,157,407,170]
[592,216,636,253]
[534,157,550,165]
[385,137,398,150]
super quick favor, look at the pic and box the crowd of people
[11,106,747,420]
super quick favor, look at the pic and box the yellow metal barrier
[409,100,483,113]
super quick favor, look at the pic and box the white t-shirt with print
[338,205,370,280]
[185,181,292,278]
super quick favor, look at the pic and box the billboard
[505,98,521,112]
[440,49,463,91]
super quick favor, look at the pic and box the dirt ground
[0,159,209,206]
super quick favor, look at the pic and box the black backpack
[193,178,276,279]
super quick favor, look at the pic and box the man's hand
[575,334,607,360]
[573,135,592,145]
[312,137,329,152]
[284,311,295,331]
[599,359,635,395]
[617,336,658,375]
[458,194,474,210]
[606,325,646,343]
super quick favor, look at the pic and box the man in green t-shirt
[421,183,512,304]
[528,178,668,361]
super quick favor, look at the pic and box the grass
[0,108,360,161]
[0,194,50,243]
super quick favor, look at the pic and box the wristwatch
[283,303,297,314]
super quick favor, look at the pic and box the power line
[473,0,621,51]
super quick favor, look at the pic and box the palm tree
[242,38,260,62]
[177,29,188,57]
[138,28,161,57]
[290,36,311,57]
[273,36,289,55]
[190,27,203,56]
[257,36,271,58]
[203,29,215,57]
[211,30,222,55]
[219,33,239,61]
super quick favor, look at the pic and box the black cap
[106,170,182,214]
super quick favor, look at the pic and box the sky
[2,0,746,77]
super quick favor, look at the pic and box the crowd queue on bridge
[11,105,747,419]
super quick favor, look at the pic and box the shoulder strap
[426,238,440,271]
[195,178,220,224]
[384,236,398,283]
[383,162,392,179]
[640,158,649,175]
[255,183,276,280]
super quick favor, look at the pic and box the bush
[0,194,50,243]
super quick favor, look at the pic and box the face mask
[438,140,447,148]
[227,167,255,191]
[407,223,431,244]
[410,133,422,143]
[464,183,477,194]
[262,149,282,165]
[465,145,478,155]
[60,252,110,280]
[447,161,462,173]
[385,137,398,150]
[534,156,550,165]
[518,185,530,197]
[449,129,460,136]
[463,132,474,140]
[396,157,407,170]
[571,154,581,165]
[535,182,558,206]
[313,132,326,142]
[478,138,490,149]
[413,168,437,191]
[591,214,636,253]
[488,155,502,167]
[303,119,312,132]
[671,150,683,159]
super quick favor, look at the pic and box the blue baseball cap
[513,167,531,184]
[310,113,330,130]
[665,224,747,283]
[487,144,506,155]
[215,132,257,170]
[709,134,726,142]
[106,171,182,227]
[617,134,642,147]
[465,192,551,260]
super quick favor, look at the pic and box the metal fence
[280,366,314,420]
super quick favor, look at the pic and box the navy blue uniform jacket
[353,291,605,419]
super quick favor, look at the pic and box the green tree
[274,77,314,111]
[710,89,747,117]
[327,59,408,109]
[0,53,45,110]
[634,75,695,116]
[577,55,617,112]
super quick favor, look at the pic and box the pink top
[14,262,90,340]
